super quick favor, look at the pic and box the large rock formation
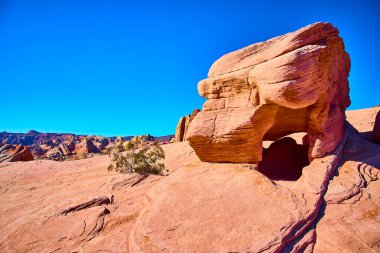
[46,143,71,158]
[173,109,200,142]
[75,138,100,155]
[128,110,380,253]
[0,144,34,162]
[186,22,351,163]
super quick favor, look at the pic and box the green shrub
[108,142,165,175]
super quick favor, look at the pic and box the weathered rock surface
[0,144,34,162]
[0,142,197,252]
[75,138,100,155]
[314,123,380,252]
[0,110,378,252]
[373,109,380,143]
[129,116,379,252]
[173,109,200,142]
[46,143,71,158]
[187,22,351,163]
[346,107,380,143]
[129,132,346,252]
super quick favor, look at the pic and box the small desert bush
[107,141,165,175]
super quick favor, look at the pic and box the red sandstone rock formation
[129,110,380,253]
[0,108,379,252]
[0,144,34,162]
[186,22,351,163]
[346,107,380,143]
[46,143,71,158]
[173,109,200,142]
[0,22,378,253]
[75,138,100,155]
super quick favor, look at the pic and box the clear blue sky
[1,0,379,136]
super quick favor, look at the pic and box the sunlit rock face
[186,22,351,163]
[173,109,200,142]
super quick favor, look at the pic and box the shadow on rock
[258,137,310,181]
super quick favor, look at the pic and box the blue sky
[1,0,379,136]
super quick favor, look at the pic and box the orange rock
[129,129,347,252]
[0,144,34,162]
[0,122,378,252]
[173,109,200,142]
[346,107,380,143]
[314,123,380,252]
[187,22,351,163]
[0,142,196,252]
[75,138,99,155]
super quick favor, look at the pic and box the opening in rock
[258,135,309,181]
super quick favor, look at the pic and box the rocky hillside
[0,130,173,161]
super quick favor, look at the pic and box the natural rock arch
[186,22,351,163]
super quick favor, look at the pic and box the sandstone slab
[129,131,346,252]
[0,142,195,252]
[314,123,380,252]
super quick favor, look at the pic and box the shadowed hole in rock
[258,135,310,181]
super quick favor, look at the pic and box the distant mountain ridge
[0,130,173,146]
[0,130,173,161]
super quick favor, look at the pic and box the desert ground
[0,107,379,252]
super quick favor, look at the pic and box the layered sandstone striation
[0,144,34,162]
[0,142,197,252]
[186,22,351,163]
[129,108,380,253]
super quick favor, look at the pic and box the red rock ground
[0,107,379,252]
